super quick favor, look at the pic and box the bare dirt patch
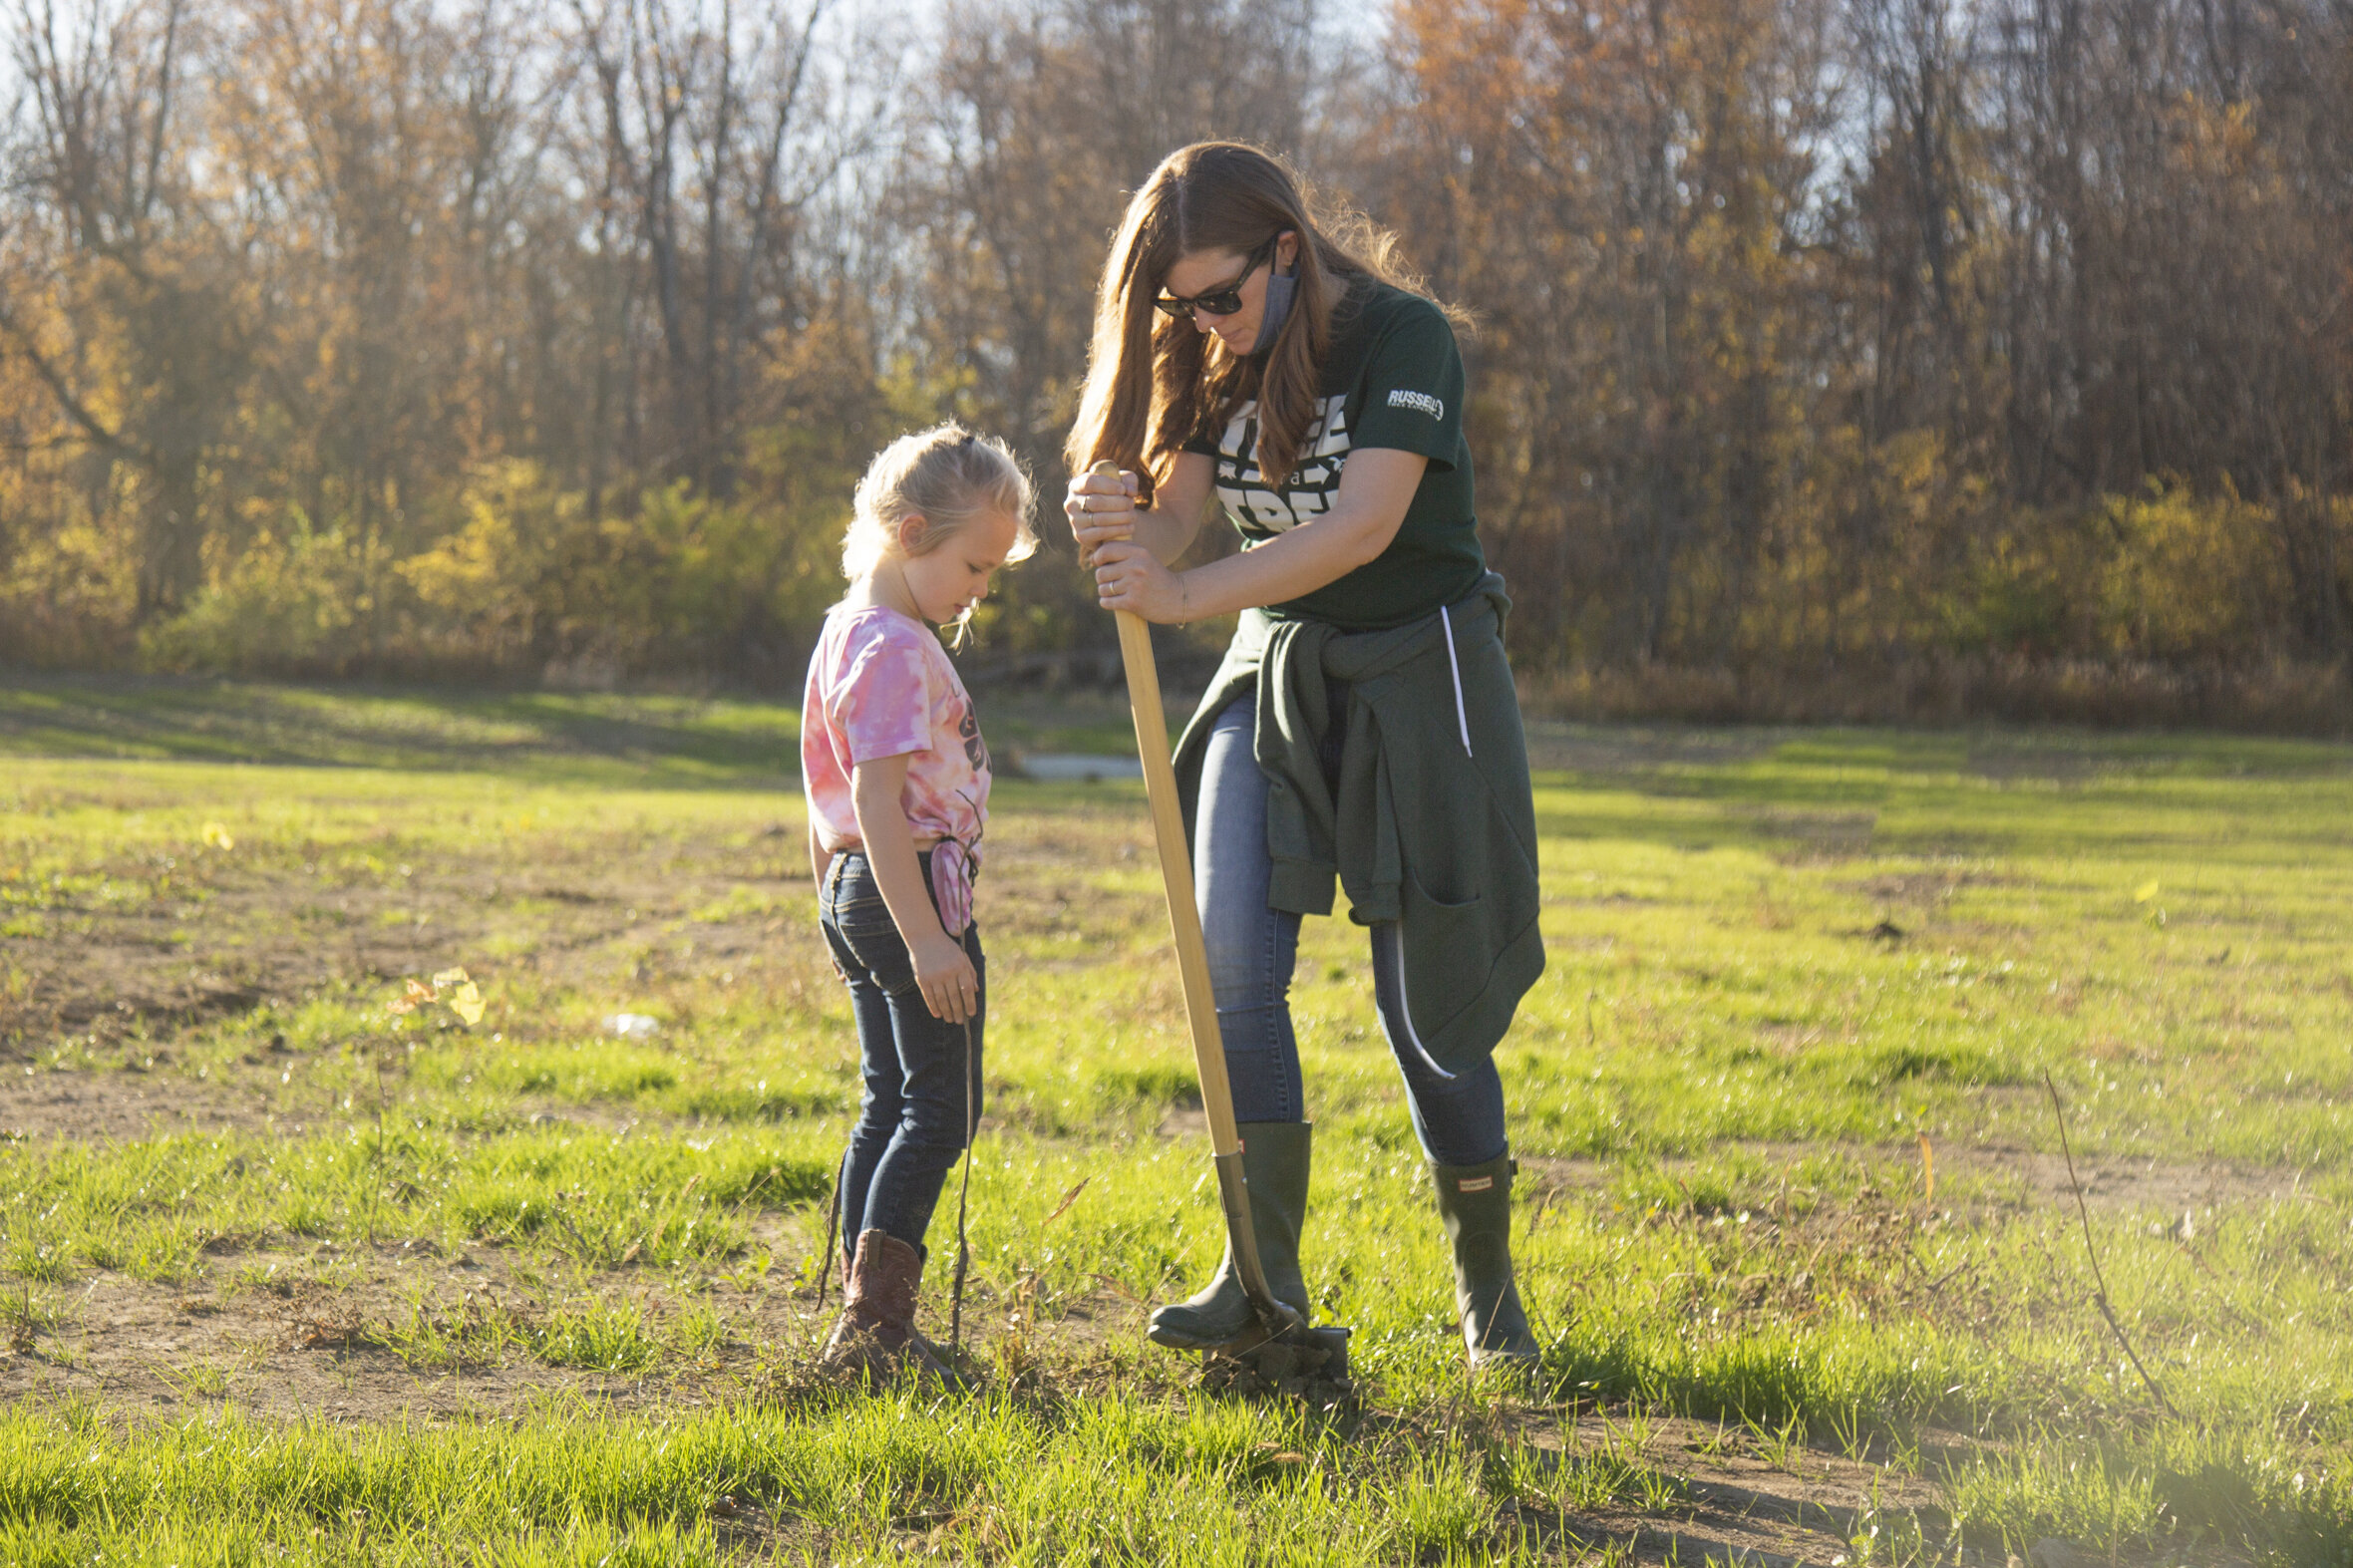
[0,1070,279,1141]
[2,860,504,1059]
[2,836,835,1066]
[0,1234,833,1425]
[1515,1410,1952,1566]
[2,788,1157,1070]
[1749,807,1878,861]
[1844,866,1999,909]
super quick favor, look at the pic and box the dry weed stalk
[2043,1071,2180,1418]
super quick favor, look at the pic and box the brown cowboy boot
[822,1229,953,1383]
[840,1238,958,1370]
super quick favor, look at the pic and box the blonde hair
[842,424,1038,639]
[1067,142,1455,500]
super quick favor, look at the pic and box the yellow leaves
[388,966,486,1027]
[448,986,487,1027]
[2096,486,2288,661]
[396,460,576,620]
[2134,880,2161,903]
[436,968,487,1027]
[200,822,235,851]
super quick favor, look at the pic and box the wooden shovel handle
[1092,462,1246,1163]
[1093,461,1304,1342]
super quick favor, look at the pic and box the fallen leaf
[388,978,437,1017]
[447,981,486,1027]
[2134,880,2160,903]
[201,822,234,852]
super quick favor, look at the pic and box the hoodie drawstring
[1439,604,1474,760]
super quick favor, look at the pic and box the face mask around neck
[1251,265,1298,355]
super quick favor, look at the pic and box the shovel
[1090,461,1349,1378]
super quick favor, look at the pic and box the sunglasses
[1155,237,1279,319]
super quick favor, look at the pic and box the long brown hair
[1065,143,1443,500]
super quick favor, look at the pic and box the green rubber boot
[1432,1151,1541,1371]
[1148,1121,1313,1350]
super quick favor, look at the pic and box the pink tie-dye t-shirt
[801,603,990,859]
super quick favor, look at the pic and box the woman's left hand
[1093,540,1190,623]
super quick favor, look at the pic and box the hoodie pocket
[1397,869,1486,1046]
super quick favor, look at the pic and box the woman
[1063,143,1546,1372]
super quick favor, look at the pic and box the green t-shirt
[1183,277,1485,630]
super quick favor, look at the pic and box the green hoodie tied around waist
[1173,571,1545,1077]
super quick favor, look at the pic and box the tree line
[0,0,2347,723]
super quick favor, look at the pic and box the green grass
[2,676,2351,1563]
[0,674,1147,784]
[0,1394,1671,1565]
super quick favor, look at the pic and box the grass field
[1,674,2349,1566]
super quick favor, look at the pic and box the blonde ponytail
[842,423,1038,644]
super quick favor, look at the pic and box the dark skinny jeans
[820,848,985,1264]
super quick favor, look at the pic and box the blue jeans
[820,849,985,1260]
[1195,695,1508,1166]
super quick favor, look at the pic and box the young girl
[801,424,1036,1378]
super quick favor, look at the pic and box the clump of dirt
[1198,1332,1356,1410]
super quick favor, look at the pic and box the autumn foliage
[0,0,2346,721]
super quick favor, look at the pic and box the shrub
[139,511,389,676]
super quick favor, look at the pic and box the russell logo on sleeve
[1387,389,1445,421]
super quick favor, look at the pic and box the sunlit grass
[1,681,2350,1561]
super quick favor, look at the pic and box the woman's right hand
[910,927,980,1025]
[1064,469,1140,564]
